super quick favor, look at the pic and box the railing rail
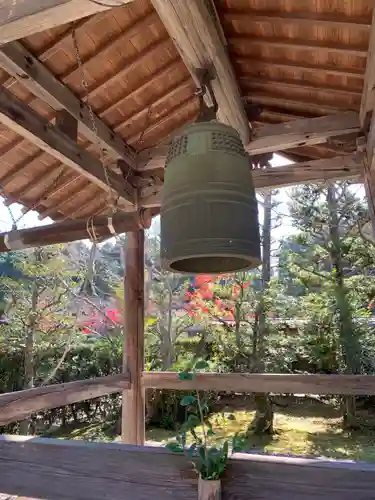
[0,373,130,426]
[0,436,374,500]
[2,371,375,426]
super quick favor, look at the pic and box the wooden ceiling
[0,0,371,223]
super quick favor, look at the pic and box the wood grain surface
[0,373,130,426]
[1,437,375,499]
[142,371,375,396]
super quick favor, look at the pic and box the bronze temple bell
[160,90,261,274]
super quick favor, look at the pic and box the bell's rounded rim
[162,253,262,275]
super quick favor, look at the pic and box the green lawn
[49,399,375,462]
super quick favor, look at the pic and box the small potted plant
[166,359,246,500]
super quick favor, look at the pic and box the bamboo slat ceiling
[0,0,372,222]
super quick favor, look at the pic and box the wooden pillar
[121,230,145,445]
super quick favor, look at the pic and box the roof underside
[0,0,371,222]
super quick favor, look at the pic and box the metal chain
[71,29,117,214]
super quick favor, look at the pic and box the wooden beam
[0,212,152,252]
[247,112,361,155]
[362,8,375,233]
[122,230,145,445]
[360,9,375,125]
[2,436,375,500]
[223,10,371,30]
[0,85,135,206]
[142,371,375,395]
[140,154,363,208]
[0,0,134,45]
[55,110,78,141]
[0,374,130,426]
[150,0,250,144]
[251,154,363,190]
[137,113,361,170]
[229,36,368,57]
[0,41,136,167]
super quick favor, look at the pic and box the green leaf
[180,395,196,406]
[179,371,193,381]
[166,441,184,453]
[194,359,209,370]
[186,414,201,428]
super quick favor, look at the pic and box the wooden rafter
[150,0,250,144]
[0,0,134,45]
[240,77,362,98]
[247,95,347,116]
[114,79,194,136]
[139,153,363,208]
[98,57,183,119]
[235,57,365,80]
[223,10,371,30]
[3,162,64,207]
[0,42,136,167]
[229,36,368,57]
[0,85,135,206]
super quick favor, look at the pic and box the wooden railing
[142,371,375,395]
[0,373,130,426]
[2,371,375,426]
[2,372,375,498]
[0,435,374,500]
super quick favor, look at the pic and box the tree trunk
[327,185,361,428]
[249,191,274,436]
[20,278,38,435]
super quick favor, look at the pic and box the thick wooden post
[122,230,145,445]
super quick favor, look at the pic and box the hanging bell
[160,121,261,274]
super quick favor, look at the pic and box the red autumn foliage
[184,274,254,322]
[79,307,121,335]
